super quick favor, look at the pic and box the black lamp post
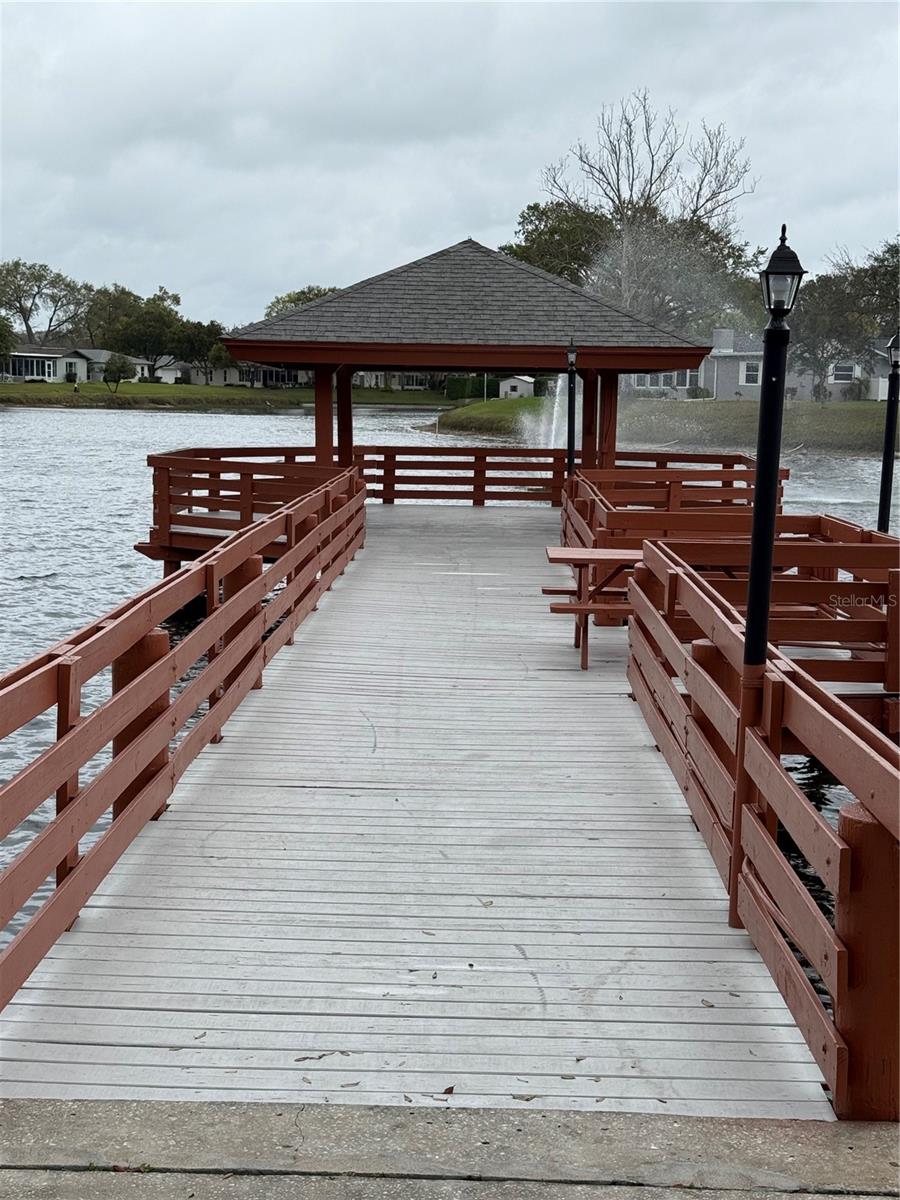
[566,338,577,476]
[729,224,805,927]
[742,225,806,666]
[876,330,899,534]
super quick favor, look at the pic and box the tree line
[3,90,896,395]
[499,92,897,395]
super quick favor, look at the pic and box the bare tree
[542,92,759,334]
[544,89,756,231]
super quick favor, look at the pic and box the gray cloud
[2,1,896,326]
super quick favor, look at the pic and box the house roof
[11,344,73,357]
[225,239,708,373]
[502,375,535,383]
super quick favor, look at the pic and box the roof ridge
[238,240,479,336]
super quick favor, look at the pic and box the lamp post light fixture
[728,224,805,927]
[566,338,577,476]
[876,330,899,534]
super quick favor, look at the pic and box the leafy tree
[208,340,238,374]
[790,273,877,401]
[0,314,15,363]
[77,284,143,348]
[176,319,225,382]
[0,259,92,345]
[265,285,338,319]
[499,201,613,284]
[828,237,899,336]
[109,287,184,377]
[102,353,136,393]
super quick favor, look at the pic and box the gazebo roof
[225,239,708,372]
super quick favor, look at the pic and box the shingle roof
[12,344,72,356]
[231,239,702,350]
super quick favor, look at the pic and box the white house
[5,345,91,383]
[499,375,534,398]
[188,364,311,388]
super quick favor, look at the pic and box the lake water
[1,405,889,674]
[0,404,894,938]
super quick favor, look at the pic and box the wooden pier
[1,506,834,1117]
[1,239,897,1124]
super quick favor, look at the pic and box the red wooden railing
[562,458,790,625]
[140,445,581,562]
[626,529,900,1120]
[0,468,366,1008]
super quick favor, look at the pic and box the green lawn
[440,395,890,454]
[0,381,450,412]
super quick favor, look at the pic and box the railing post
[239,473,254,526]
[383,451,396,505]
[111,628,171,822]
[55,653,81,886]
[473,452,487,506]
[222,554,264,695]
[834,802,899,1120]
[154,466,172,544]
[886,569,899,694]
[551,452,565,507]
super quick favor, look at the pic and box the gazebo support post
[598,372,619,470]
[580,369,599,470]
[314,366,335,465]
[336,366,354,467]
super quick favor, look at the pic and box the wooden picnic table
[545,547,643,669]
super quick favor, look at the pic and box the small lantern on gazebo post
[877,330,899,533]
[728,224,805,927]
[566,338,577,477]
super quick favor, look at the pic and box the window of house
[509,383,518,394]
[65,361,77,374]
[633,374,648,388]
[740,361,761,385]
[660,372,674,388]
[674,369,701,389]
[832,362,855,383]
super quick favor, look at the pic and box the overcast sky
[1,1,897,326]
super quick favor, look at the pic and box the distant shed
[499,375,535,398]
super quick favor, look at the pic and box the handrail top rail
[0,467,361,695]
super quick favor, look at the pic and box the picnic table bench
[544,547,643,669]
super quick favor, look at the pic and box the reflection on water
[0,405,892,943]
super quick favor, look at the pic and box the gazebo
[224,239,709,468]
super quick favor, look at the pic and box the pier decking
[1,506,833,1118]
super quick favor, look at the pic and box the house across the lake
[624,327,893,402]
[3,344,188,384]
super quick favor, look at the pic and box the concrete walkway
[1,1102,896,1199]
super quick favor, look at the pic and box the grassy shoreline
[0,381,450,414]
[439,395,889,454]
